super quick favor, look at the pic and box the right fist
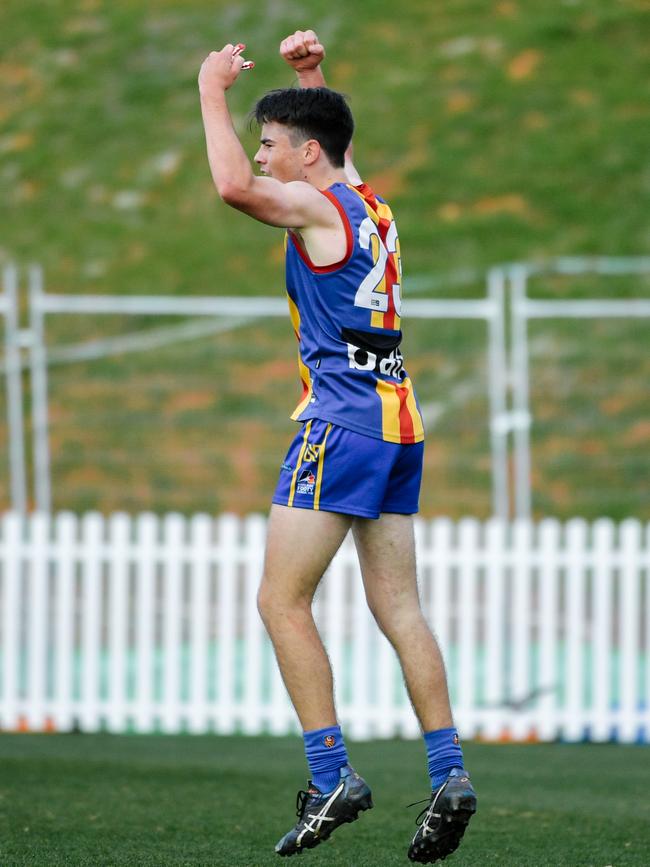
[280,29,325,72]
[198,45,245,97]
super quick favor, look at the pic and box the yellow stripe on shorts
[287,421,312,507]
[313,424,332,511]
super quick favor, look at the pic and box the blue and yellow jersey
[285,182,424,445]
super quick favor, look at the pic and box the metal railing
[2,257,649,518]
[508,258,650,518]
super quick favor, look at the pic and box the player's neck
[305,165,349,190]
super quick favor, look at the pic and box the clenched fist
[280,29,325,72]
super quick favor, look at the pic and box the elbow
[217,179,251,208]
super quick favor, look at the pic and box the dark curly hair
[252,87,354,168]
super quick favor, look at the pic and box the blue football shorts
[272,418,424,519]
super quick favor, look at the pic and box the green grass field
[0,734,648,865]
[0,0,649,518]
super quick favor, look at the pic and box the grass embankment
[0,1,648,517]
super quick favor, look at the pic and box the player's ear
[303,139,321,166]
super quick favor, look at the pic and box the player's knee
[369,600,425,644]
[257,576,304,625]
[257,578,274,625]
[257,578,311,629]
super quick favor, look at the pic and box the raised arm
[280,30,362,185]
[198,44,339,228]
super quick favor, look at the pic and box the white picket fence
[0,512,648,742]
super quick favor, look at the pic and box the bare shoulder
[283,180,343,229]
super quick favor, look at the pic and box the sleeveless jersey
[285,182,424,444]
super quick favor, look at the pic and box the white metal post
[29,264,51,512]
[509,266,533,520]
[2,265,28,513]
[486,268,509,520]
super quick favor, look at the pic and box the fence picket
[134,513,157,732]
[161,513,185,733]
[1,513,21,728]
[215,514,239,734]
[511,521,533,739]
[429,519,453,661]
[592,519,614,740]
[242,514,266,735]
[79,513,103,731]
[538,519,561,741]
[457,519,479,737]
[564,519,588,740]
[53,512,76,731]
[26,513,48,729]
[190,514,212,733]
[619,520,641,741]
[645,523,650,737]
[107,513,130,732]
[484,519,506,739]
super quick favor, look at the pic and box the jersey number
[354,217,402,317]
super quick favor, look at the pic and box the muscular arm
[281,30,363,185]
[198,45,337,229]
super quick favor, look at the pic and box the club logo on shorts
[304,443,321,462]
[324,735,336,748]
[296,469,316,496]
[453,734,460,745]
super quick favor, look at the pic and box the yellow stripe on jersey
[364,202,380,225]
[287,293,313,419]
[291,386,313,419]
[376,380,403,442]
[288,421,312,507]
[287,291,300,335]
[313,424,332,510]
[376,202,393,221]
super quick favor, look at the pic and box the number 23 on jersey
[354,210,402,331]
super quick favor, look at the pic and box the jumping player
[198,29,477,863]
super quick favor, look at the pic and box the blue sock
[303,725,349,793]
[424,727,465,789]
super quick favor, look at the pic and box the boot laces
[295,788,318,820]
[407,779,449,827]
[406,795,433,825]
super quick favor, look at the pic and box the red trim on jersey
[383,252,398,330]
[395,383,416,442]
[288,190,354,274]
[354,182,379,212]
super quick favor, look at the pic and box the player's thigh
[351,513,421,624]
[262,504,352,605]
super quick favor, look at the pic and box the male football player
[198,29,477,863]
